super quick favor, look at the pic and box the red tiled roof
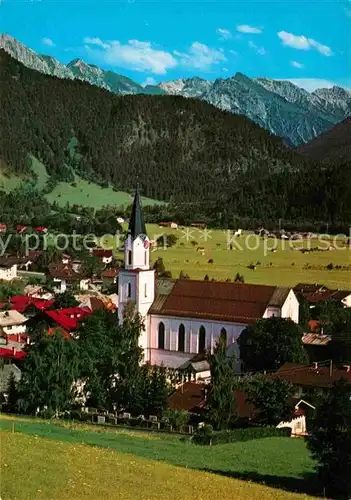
[168,381,207,413]
[92,249,113,258]
[101,268,119,278]
[152,280,283,324]
[9,295,55,313]
[33,226,48,233]
[270,363,351,389]
[295,283,350,304]
[44,307,91,331]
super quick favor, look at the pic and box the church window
[144,250,147,266]
[158,322,165,349]
[178,323,185,352]
[220,327,227,346]
[128,250,132,266]
[127,282,132,298]
[199,326,206,353]
[144,283,147,297]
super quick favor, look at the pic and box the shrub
[192,426,291,445]
[163,409,189,431]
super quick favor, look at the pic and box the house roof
[128,189,147,240]
[92,249,113,258]
[0,310,28,327]
[47,326,72,340]
[48,262,83,281]
[150,280,291,324]
[101,268,119,278]
[269,362,351,388]
[9,295,55,313]
[294,283,351,304]
[168,381,207,413]
[44,307,91,331]
[302,333,331,346]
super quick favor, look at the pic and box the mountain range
[1,33,350,146]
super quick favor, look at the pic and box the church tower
[118,189,155,359]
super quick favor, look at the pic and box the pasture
[0,416,317,499]
[113,224,351,290]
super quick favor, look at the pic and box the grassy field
[1,156,161,209]
[112,224,351,290]
[45,175,161,209]
[0,416,317,499]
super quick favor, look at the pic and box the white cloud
[84,37,177,74]
[248,40,266,56]
[142,76,157,87]
[42,37,56,47]
[222,67,228,72]
[229,49,238,56]
[174,42,226,71]
[237,24,262,34]
[278,31,333,56]
[291,60,304,69]
[217,28,232,40]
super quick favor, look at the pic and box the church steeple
[128,189,147,240]
[124,188,150,271]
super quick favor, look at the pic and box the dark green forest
[1,49,350,229]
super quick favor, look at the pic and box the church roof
[150,280,292,324]
[128,189,147,240]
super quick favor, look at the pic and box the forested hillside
[1,49,350,228]
[298,117,351,164]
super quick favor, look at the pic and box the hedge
[192,426,291,445]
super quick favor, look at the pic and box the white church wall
[148,314,246,370]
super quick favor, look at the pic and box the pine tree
[207,338,236,430]
[6,372,19,413]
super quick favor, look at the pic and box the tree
[153,257,165,276]
[17,326,81,416]
[81,255,104,278]
[244,375,294,425]
[142,364,169,417]
[238,317,308,372]
[307,379,351,499]
[6,372,19,413]
[54,291,79,309]
[207,338,236,429]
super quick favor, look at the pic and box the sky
[1,0,350,90]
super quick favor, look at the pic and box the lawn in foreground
[0,416,317,497]
[0,432,316,500]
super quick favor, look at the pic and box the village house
[117,190,300,372]
[269,362,351,398]
[294,283,351,308]
[0,310,28,337]
[48,262,90,294]
[101,268,119,288]
[0,263,17,281]
[92,249,114,264]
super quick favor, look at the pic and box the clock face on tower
[143,239,150,249]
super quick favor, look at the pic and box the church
[118,191,300,372]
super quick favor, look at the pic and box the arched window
[127,282,132,298]
[199,325,206,353]
[220,327,227,347]
[128,250,132,266]
[178,323,185,352]
[158,322,165,350]
[144,250,148,266]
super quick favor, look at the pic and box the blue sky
[1,0,350,90]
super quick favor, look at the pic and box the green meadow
[0,415,317,500]
[110,224,351,290]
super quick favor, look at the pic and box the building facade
[118,191,300,370]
